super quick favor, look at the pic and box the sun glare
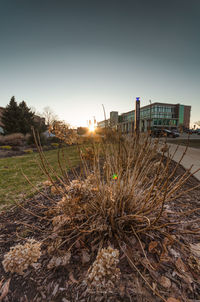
[88,124,95,132]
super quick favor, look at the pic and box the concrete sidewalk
[166,143,200,181]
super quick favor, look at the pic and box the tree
[2,97,35,135]
[195,121,200,127]
[42,107,58,126]
[1,96,21,134]
[18,101,35,134]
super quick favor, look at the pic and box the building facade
[97,102,191,133]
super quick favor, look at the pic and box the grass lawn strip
[0,146,80,207]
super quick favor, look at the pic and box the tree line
[1,97,59,135]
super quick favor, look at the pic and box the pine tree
[18,101,34,134]
[1,96,21,134]
[2,97,35,135]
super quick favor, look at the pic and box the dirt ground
[0,163,200,302]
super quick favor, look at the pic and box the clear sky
[0,0,199,127]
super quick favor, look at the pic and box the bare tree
[195,121,200,127]
[42,107,58,126]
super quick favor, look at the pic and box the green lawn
[0,146,80,208]
[167,139,200,149]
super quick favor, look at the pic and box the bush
[27,132,47,146]
[51,143,59,148]
[0,133,25,146]
[23,149,33,154]
[0,145,12,150]
[46,136,60,144]
[12,146,20,151]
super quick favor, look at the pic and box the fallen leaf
[160,251,171,262]
[69,272,78,284]
[169,248,180,258]
[75,240,81,249]
[175,257,187,273]
[0,278,11,301]
[62,252,71,265]
[148,241,158,253]
[52,283,59,296]
[160,276,171,288]
[81,250,90,264]
[31,263,41,270]
[190,243,200,257]
[119,283,125,297]
[43,180,51,186]
[0,279,4,291]
[167,298,180,302]
[51,186,60,195]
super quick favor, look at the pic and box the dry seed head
[47,252,71,269]
[87,246,121,293]
[2,239,41,275]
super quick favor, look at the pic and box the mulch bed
[0,163,200,302]
[0,145,54,158]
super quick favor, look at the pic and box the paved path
[166,143,200,181]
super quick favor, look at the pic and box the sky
[0,0,199,127]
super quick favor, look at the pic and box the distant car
[150,129,164,138]
[171,130,180,137]
[151,129,179,138]
[184,129,193,134]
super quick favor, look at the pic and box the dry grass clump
[44,132,199,248]
[26,129,200,299]
[50,134,172,242]
[2,239,41,275]
[86,246,121,294]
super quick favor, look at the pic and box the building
[97,102,191,133]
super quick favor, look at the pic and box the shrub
[0,133,25,146]
[27,132,47,146]
[31,131,199,300]
[46,133,185,245]
[46,136,61,144]
[51,143,59,148]
[12,146,20,151]
[0,145,12,150]
[23,149,33,154]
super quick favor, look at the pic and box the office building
[97,102,191,133]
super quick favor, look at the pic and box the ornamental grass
[18,125,200,300]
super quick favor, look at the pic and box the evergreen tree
[2,97,35,135]
[18,101,34,134]
[1,96,21,134]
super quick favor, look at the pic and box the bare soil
[0,164,200,302]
